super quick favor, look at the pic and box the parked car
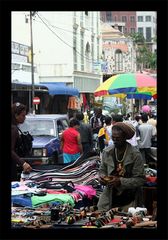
[18,114,69,166]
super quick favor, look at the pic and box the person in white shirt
[124,120,139,148]
[138,113,156,164]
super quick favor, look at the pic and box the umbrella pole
[130,97,134,120]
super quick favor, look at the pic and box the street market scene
[11,11,157,230]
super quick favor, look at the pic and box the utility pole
[30,11,36,114]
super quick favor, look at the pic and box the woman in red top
[60,118,83,164]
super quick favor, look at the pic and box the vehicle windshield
[19,119,56,137]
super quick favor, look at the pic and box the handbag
[15,127,34,157]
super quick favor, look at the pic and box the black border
[0,0,168,239]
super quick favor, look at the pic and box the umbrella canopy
[94,73,157,99]
[102,91,157,100]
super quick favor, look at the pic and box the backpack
[15,127,34,157]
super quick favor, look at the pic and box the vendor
[11,102,32,181]
[97,122,145,212]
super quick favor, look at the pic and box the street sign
[33,97,40,105]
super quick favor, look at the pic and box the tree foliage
[130,32,157,70]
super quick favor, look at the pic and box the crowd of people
[11,103,157,212]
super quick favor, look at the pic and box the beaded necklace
[115,144,128,163]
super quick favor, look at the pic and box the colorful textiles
[31,194,75,207]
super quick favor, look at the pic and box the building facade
[100,11,157,53]
[12,11,103,111]
[100,11,136,35]
[136,11,157,52]
[101,22,137,76]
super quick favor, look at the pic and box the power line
[35,16,97,36]
[36,12,99,39]
[36,12,98,63]
[36,12,95,63]
[34,14,100,60]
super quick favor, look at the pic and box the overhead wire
[36,12,95,63]
[37,11,100,35]
[34,13,100,63]
[36,12,100,64]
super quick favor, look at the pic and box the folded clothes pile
[12,155,102,208]
[22,155,101,186]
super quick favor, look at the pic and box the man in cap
[97,122,145,212]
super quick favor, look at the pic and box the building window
[115,49,123,72]
[80,31,84,71]
[12,63,20,70]
[146,16,151,22]
[138,27,144,35]
[130,16,135,22]
[97,38,99,61]
[73,28,77,70]
[122,16,127,22]
[138,16,143,22]
[91,36,94,60]
[153,16,156,23]
[106,11,112,22]
[113,16,117,21]
[73,12,77,25]
[85,42,91,72]
[124,27,127,33]
[91,12,94,33]
[146,27,152,42]
[80,12,84,21]
[130,28,135,33]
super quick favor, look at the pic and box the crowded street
[10,11,158,231]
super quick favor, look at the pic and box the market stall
[11,154,157,229]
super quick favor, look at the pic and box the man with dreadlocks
[97,122,145,212]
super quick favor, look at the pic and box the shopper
[60,118,83,164]
[90,107,105,134]
[11,102,32,181]
[138,113,156,164]
[75,112,93,157]
[98,116,112,153]
[97,122,145,212]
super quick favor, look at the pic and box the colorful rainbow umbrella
[94,73,157,99]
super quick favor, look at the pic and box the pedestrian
[75,112,93,158]
[97,122,145,212]
[11,102,32,181]
[98,116,112,153]
[138,113,157,164]
[90,107,105,134]
[60,118,83,164]
[124,119,139,148]
[147,113,157,128]
[111,114,123,124]
[147,113,157,147]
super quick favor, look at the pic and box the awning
[39,82,79,96]
[12,82,48,92]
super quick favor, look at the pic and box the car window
[19,119,56,137]
[57,120,64,134]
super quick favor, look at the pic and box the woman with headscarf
[11,102,32,181]
[97,122,145,212]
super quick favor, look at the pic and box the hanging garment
[67,96,78,110]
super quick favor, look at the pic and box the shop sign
[12,41,30,57]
